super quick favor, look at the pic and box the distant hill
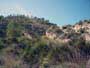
[0,15,90,68]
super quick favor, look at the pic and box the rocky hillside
[0,15,90,68]
[46,20,90,43]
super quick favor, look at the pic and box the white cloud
[0,5,32,17]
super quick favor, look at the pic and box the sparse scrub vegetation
[0,15,90,68]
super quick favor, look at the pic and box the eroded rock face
[86,59,90,68]
[45,62,80,68]
[0,54,30,68]
[0,58,5,66]
[61,62,80,68]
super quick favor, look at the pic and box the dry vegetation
[0,15,90,68]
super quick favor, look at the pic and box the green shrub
[0,38,4,51]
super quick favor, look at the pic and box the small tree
[0,16,4,20]
[0,38,4,51]
[7,21,23,38]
